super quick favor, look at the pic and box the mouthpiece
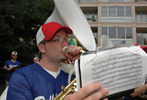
[62,46,85,53]
[62,46,68,53]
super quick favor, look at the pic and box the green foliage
[0,0,54,66]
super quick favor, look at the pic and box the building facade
[75,0,147,47]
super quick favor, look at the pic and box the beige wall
[77,0,147,46]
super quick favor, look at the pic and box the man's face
[11,55,17,60]
[43,30,69,62]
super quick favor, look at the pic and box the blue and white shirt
[5,60,21,70]
[7,63,70,100]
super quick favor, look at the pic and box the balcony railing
[85,13,98,22]
[135,0,147,2]
[79,0,97,3]
[101,17,132,22]
[136,14,147,22]
[99,0,134,2]
[137,33,147,45]
[78,0,147,3]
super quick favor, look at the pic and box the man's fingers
[64,53,73,59]
[103,98,108,100]
[64,83,109,100]
[130,84,147,97]
[64,45,82,56]
[64,52,81,63]
[85,88,109,100]
[70,82,102,99]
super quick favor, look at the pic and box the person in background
[124,45,147,100]
[3,51,21,87]
[124,83,147,100]
[7,22,108,100]
[33,57,40,63]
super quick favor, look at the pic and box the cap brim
[60,26,73,34]
[140,46,147,52]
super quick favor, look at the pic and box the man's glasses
[51,38,69,43]
[41,38,69,44]
[12,55,17,56]
[41,38,78,45]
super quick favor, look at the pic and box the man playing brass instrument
[7,22,108,100]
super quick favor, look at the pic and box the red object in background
[134,44,147,53]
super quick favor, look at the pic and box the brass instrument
[54,79,76,100]
[54,48,84,100]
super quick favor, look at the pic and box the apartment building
[75,0,147,47]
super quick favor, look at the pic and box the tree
[0,0,54,66]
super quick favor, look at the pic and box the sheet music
[75,46,147,95]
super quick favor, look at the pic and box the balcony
[91,27,98,44]
[136,27,147,45]
[78,3,98,7]
[137,33,147,45]
[78,0,98,4]
[135,0,147,6]
[135,0,147,2]
[136,8,147,27]
[136,14,147,28]
[81,7,98,26]
[101,27,134,46]
[99,0,134,2]
[101,17,133,23]
[136,14,147,22]
[85,13,98,24]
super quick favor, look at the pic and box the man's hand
[63,45,82,63]
[3,66,11,71]
[130,84,147,97]
[64,82,109,100]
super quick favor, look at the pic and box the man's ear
[38,43,46,54]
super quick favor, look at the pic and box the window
[102,27,107,35]
[118,27,125,38]
[85,13,97,22]
[102,7,107,17]
[137,33,147,45]
[102,6,132,17]
[79,0,97,3]
[102,27,133,39]
[108,7,116,17]
[136,14,147,22]
[102,27,133,44]
[126,28,132,38]
[125,6,132,17]
[111,40,126,44]
[109,27,116,38]
[108,0,124,2]
[102,0,133,2]
[135,0,147,2]
[117,6,124,17]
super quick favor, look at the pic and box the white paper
[75,46,147,95]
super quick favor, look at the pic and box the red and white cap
[33,57,39,61]
[36,22,73,45]
[134,44,147,52]
[11,51,18,56]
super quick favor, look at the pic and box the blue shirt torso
[5,60,21,69]
[7,63,69,100]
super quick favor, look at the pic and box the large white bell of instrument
[46,0,96,51]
